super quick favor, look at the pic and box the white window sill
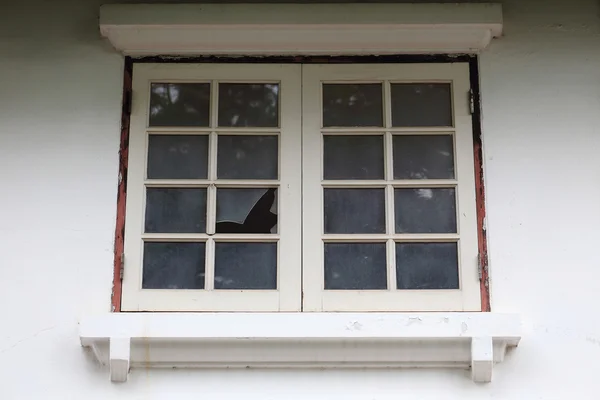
[79,312,521,383]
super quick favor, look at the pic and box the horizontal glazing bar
[322,234,459,241]
[147,127,281,134]
[321,127,455,134]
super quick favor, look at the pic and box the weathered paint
[111,58,132,313]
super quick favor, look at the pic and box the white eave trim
[79,312,521,383]
[99,3,503,56]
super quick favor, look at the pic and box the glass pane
[145,188,207,233]
[323,135,384,180]
[149,83,210,127]
[216,188,277,234]
[142,242,205,289]
[324,189,385,234]
[147,135,209,179]
[323,84,383,127]
[218,83,279,127]
[217,135,278,179]
[394,188,456,233]
[391,83,452,127]
[324,243,387,290]
[214,242,277,289]
[396,243,458,289]
[393,135,454,180]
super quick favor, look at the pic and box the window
[121,62,480,312]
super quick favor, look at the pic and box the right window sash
[301,63,480,312]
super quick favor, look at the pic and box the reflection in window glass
[218,83,279,127]
[393,135,455,180]
[396,242,459,289]
[217,135,278,180]
[325,243,387,290]
[142,242,206,289]
[322,84,383,127]
[214,242,277,289]
[147,135,209,179]
[394,188,457,233]
[149,83,210,127]
[324,188,385,234]
[391,83,452,127]
[216,188,277,234]
[323,135,384,180]
[145,188,207,233]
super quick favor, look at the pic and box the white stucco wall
[1,0,599,398]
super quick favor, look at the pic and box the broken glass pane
[218,83,279,127]
[324,243,387,290]
[214,242,277,289]
[393,135,454,180]
[394,188,456,233]
[147,135,209,179]
[323,84,383,127]
[142,242,205,289]
[216,188,277,234]
[323,135,384,180]
[145,188,207,233]
[324,188,385,234]
[217,135,278,180]
[149,83,210,127]
[396,242,459,289]
[391,83,452,127]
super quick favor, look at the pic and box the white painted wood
[471,336,494,383]
[302,63,480,312]
[99,4,503,56]
[80,312,521,383]
[108,337,130,383]
[121,64,302,312]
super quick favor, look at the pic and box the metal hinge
[469,89,475,115]
[119,252,125,281]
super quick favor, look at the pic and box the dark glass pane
[217,135,278,179]
[147,135,209,179]
[396,243,458,289]
[391,83,452,127]
[324,189,385,234]
[324,243,387,290]
[142,242,205,289]
[214,242,277,289]
[323,84,383,127]
[394,188,456,233]
[393,135,454,179]
[149,83,210,127]
[218,83,279,127]
[323,135,384,180]
[145,188,207,233]
[216,188,277,234]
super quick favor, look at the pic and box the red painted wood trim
[469,58,491,312]
[111,58,133,312]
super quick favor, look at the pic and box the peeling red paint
[111,58,132,313]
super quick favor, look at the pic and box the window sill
[79,312,521,383]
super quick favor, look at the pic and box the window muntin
[302,64,479,312]
[122,63,479,312]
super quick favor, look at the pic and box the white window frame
[121,64,303,312]
[301,63,480,312]
[121,62,480,313]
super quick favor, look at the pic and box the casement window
[121,62,480,312]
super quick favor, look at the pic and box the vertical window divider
[384,81,396,291]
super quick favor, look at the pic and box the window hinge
[120,253,125,281]
[477,252,489,287]
[469,89,475,115]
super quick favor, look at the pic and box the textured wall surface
[1,0,600,398]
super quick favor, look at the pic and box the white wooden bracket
[109,337,130,382]
[80,313,521,383]
[471,336,494,383]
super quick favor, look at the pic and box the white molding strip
[99,4,503,56]
[80,312,521,383]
